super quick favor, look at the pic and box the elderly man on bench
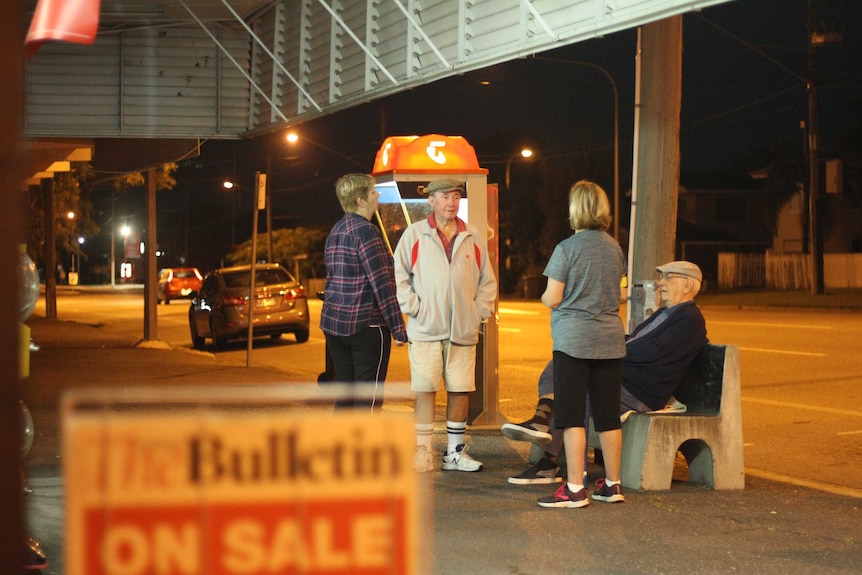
[502,260,708,486]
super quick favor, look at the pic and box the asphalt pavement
[22,312,862,575]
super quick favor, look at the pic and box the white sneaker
[442,444,483,472]
[414,445,436,473]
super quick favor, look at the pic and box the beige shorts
[408,340,476,393]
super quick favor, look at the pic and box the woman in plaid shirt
[320,173,408,410]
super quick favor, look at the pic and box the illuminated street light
[66,211,77,274]
[505,148,535,190]
[112,224,132,288]
[261,131,302,263]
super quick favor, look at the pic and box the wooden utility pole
[807,0,824,294]
[627,17,683,332]
[143,168,158,340]
[43,178,58,318]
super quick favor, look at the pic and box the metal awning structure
[23,0,731,177]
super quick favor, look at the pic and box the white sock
[415,423,434,449]
[605,479,620,487]
[446,420,466,453]
[567,482,584,492]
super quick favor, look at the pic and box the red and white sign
[64,409,420,575]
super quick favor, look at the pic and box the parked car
[188,263,310,350]
[158,267,203,304]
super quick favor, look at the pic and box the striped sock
[446,420,466,453]
[415,422,434,449]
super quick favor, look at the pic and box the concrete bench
[589,343,745,490]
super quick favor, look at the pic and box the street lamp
[505,148,534,190]
[263,131,301,263]
[531,56,620,242]
[66,211,76,273]
[223,180,239,247]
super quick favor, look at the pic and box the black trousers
[324,325,392,410]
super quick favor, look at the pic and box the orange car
[157,267,203,304]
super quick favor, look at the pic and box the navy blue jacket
[623,301,708,410]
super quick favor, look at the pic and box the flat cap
[656,260,702,283]
[425,177,465,195]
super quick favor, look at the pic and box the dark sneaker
[591,479,625,503]
[442,444,483,472]
[508,457,562,485]
[537,484,589,508]
[501,419,552,446]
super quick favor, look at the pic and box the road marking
[499,307,541,315]
[743,397,862,418]
[739,346,826,357]
[709,320,832,330]
[744,468,862,499]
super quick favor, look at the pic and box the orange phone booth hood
[372,134,487,175]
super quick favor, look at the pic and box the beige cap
[425,178,465,195]
[656,260,702,283]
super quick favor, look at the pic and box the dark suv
[188,263,310,350]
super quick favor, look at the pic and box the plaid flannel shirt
[320,213,407,341]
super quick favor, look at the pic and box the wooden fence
[718,253,862,290]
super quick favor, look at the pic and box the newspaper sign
[64,407,419,575]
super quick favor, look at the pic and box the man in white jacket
[394,178,497,472]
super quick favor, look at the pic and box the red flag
[25,0,101,58]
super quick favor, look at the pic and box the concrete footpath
[22,315,862,575]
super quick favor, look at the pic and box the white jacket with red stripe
[393,218,497,345]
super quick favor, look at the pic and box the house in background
[752,160,862,256]
[736,161,862,289]
[673,184,772,290]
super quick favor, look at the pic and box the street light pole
[531,56,620,242]
[505,148,534,190]
[110,194,115,288]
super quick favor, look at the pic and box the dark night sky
[114,0,862,273]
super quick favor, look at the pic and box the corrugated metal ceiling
[22,0,733,174]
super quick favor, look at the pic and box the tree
[112,163,177,194]
[26,163,98,271]
[225,226,328,279]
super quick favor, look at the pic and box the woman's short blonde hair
[335,173,375,213]
[568,180,611,231]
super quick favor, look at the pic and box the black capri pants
[552,350,623,432]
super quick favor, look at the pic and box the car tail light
[285,286,306,300]
[218,295,247,307]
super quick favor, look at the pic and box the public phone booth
[371,134,505,426]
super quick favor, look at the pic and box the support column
[43,178,58,318]
[143,169,158,340]
[628,16,683,332]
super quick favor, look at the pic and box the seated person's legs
[504,359,565,484]
[501,359,554,444]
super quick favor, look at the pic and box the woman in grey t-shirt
[536,180,627,509]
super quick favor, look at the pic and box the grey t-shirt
[543,229,626,359]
